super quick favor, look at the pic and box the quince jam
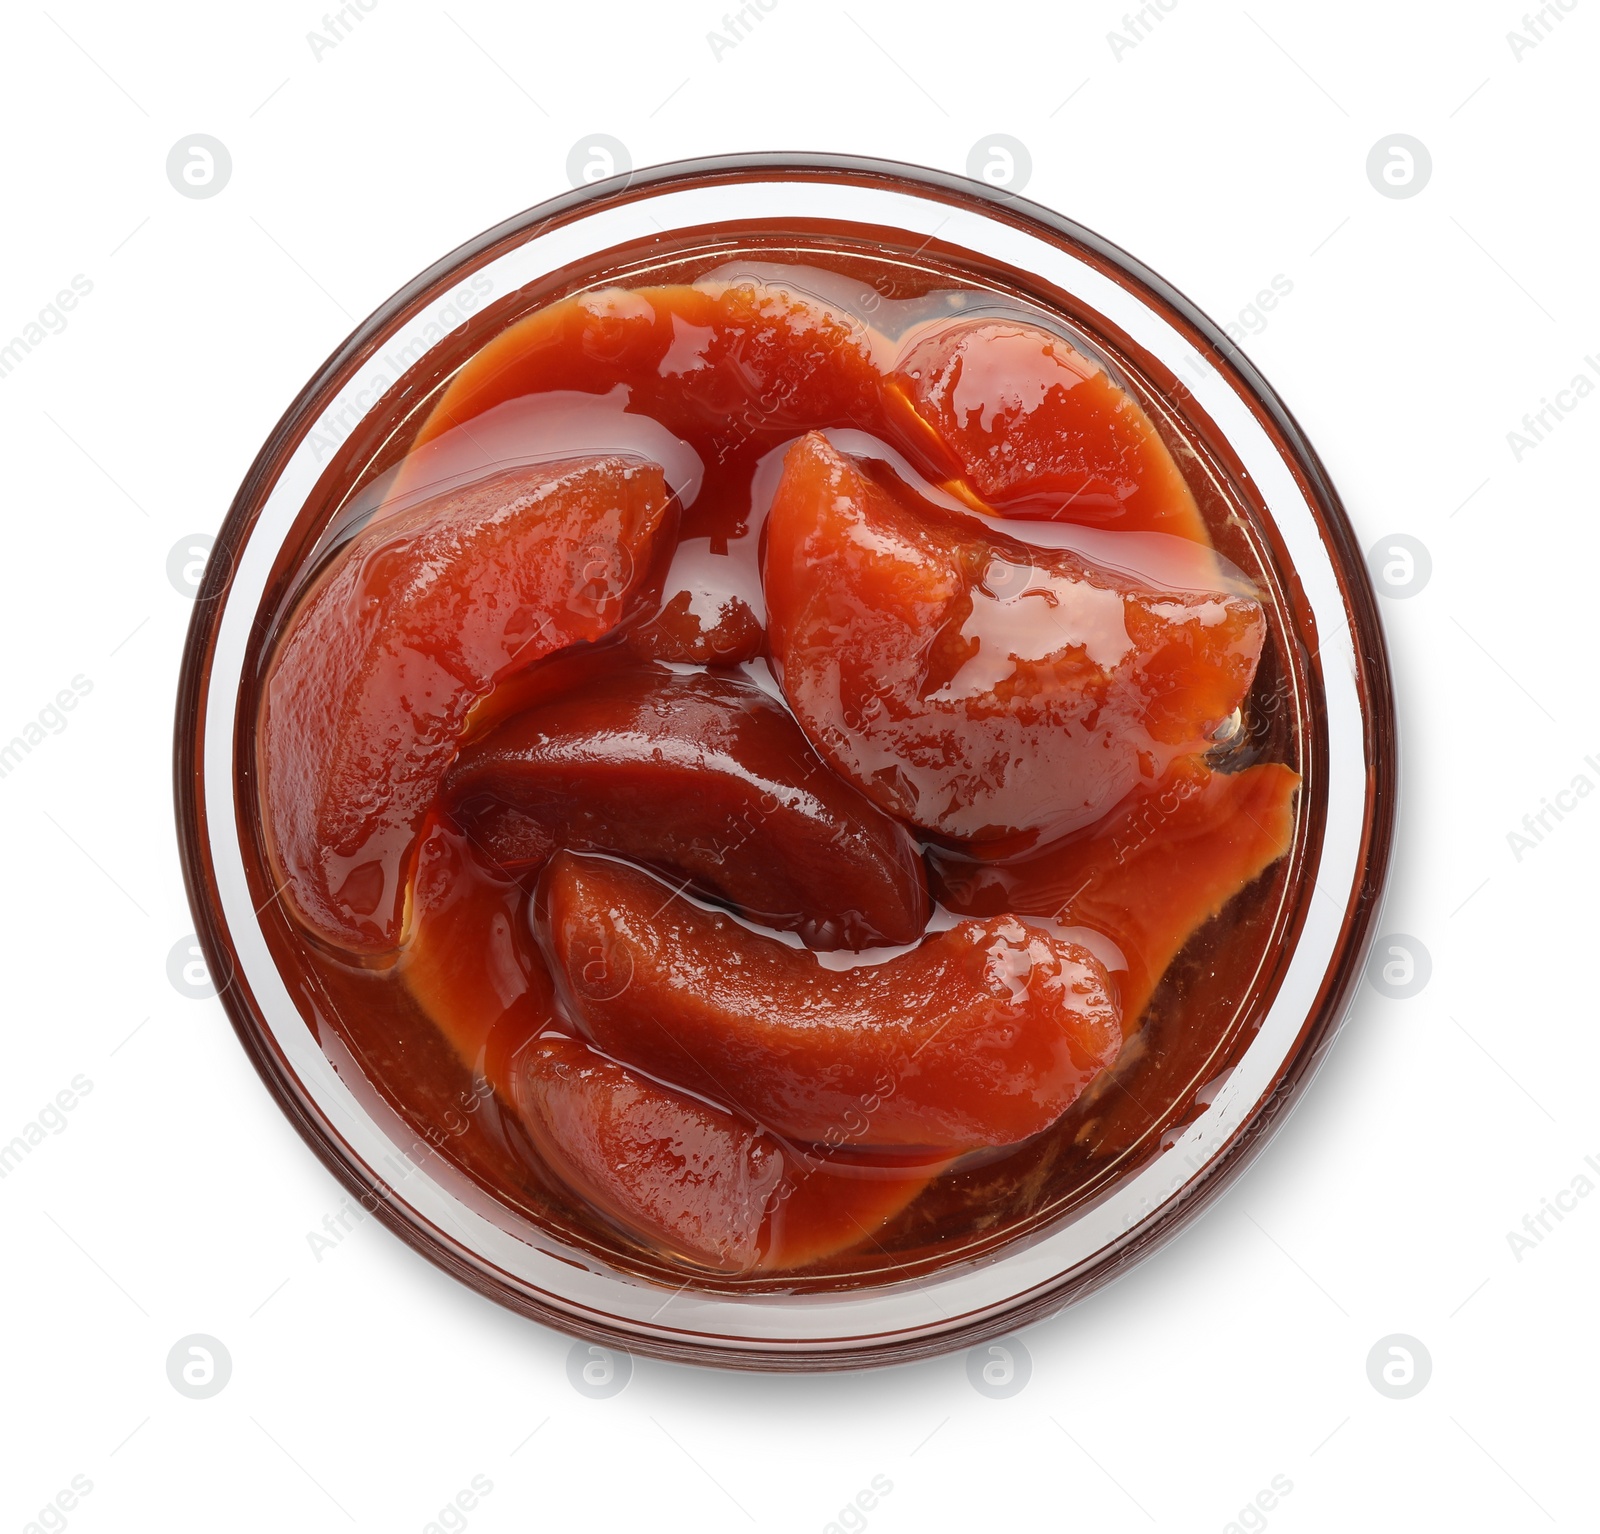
[252,246,1302,1285]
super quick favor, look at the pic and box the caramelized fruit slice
[389,280,885,659]
[763,434,1265,844]
[930,759,1301,1030]
[511,1034,784,1274]
[406,281,883,463]
[443,663,930,949]
[762,1151,951,1273]
[539,852,1121,1152]
[259,458,673,952]
[402,832,938,1273]
[514,1041,947,1276]
[400,823,556,1072]
[888,317,1211,543]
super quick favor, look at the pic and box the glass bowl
[174,153,1395,1370]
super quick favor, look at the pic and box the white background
[1,2,1594,1529]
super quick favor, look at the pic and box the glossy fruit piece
[259,457,674,953]
[405,281,884,464]
[887,317,1212,544]
[539,852,1121,1151]
[511,1034,784,1274]
[399,823,557,1076]
[443,663,930,949]
[405,833,784,1273]
[512,1039,948,1275]
[930,758,1301,1030]
[760,1150,951,1273]
[763,434,1266,845]
[402,829,938,1272]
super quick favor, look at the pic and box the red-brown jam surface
[250,242,1304,1288]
